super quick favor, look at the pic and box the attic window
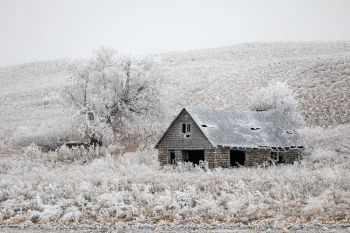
[251,127,261,130]
[182,124,186,133]
[286,130,293,134]
[182,123,191,134]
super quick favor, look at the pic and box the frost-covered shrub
[61,207,81,223]
[23,143,43,159]
[250,81,304,127]
[298,124,350,155]
[23,143,105,164]
[9,118,74,148]
[39,205,63,222]
[63,47,165,147]
[308,149,338,163]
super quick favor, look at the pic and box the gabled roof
[186,107,304,149]
[155,108,213,149]
[156,107,304,149]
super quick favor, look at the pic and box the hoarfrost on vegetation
[63,47,166,148]
[0,125,349,229]
[250,81,304,127]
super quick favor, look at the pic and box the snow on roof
[185,106,304,149]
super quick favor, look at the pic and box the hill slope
[0,42,349,147]
[160,42,350,126]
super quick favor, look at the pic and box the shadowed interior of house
[182,150,204,165]
[230,150,245,166]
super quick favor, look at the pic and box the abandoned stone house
[155,107,304,168]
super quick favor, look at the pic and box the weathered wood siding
[157,110,213,150]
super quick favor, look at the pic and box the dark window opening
[181,123,191,134]
[182,123,191,138]
[182,124,186,133]
[169,151,175,165]
[182,150,204,165]
[230,150,245,167]
[270,152,285,164]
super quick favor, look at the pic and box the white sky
[0,0,350,66]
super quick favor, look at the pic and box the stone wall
[158,148,302,167]
[157,149,228,168]
[282,150,302,164]
[158,149,184,166]
[204,149,218,168]
[203,148,230,168]
[175,150,183,163]
[245,149,271,166]
[158,149,169,166]
[219,148,230,168]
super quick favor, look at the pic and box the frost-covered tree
[64,47,163,146]
[250,81,304,127]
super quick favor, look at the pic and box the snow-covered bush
[250,81,304,127]
[8,118,73,148]
[23,143,105,164]
[298,124,350,155]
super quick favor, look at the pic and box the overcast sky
[1,0,350,66]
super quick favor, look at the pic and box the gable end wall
[156,110,213,150]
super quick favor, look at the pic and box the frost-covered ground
[0,42,350,231]
[1,224,350,233]
[0,124,349,231]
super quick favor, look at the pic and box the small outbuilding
[155,107,304,168]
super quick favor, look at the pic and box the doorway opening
[182,150,205,165]
[169,151,175,165]
[230,150,245,166]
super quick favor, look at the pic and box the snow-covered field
[0,42,350,231]
[0,124,349,231]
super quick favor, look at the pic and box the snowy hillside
[160,42,350,126]
[0,60,73,148]
[1,42,350,148]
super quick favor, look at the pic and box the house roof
[156,106,304,149]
